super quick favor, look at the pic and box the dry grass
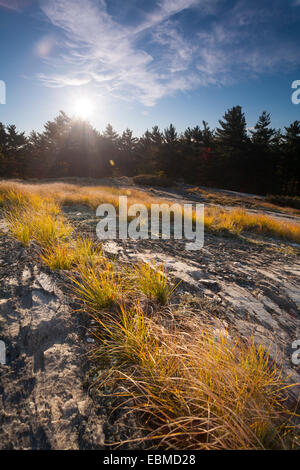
[41,237,103,270]
[69,260,128,311]
[129,262,180,305]
[40,242,77,270]
[0,181,156,210]
[203,207,300,243]
[0,185,72,247]
[186,186,300,216]
[0,184,60,214]
[6,206,72,247]
[92,304,298,450]
[1,180,299,243]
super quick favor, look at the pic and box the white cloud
[38,0,208,106]
[37,0,300,106]
[133,0,200,34]
[195,2,300,84]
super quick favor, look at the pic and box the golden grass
[40,242,77,270]
[186,186,300,216]
[203,207,300,242]
[3,190,60,216]
[74,237,103,266]
[69,260,128,311]
[129,262,180,305]
[6,206,72,247]
[0,186,72,247]
[41,237,103,270]
[1,180,299,243]
[93,304,298,450]
[0,181,156,210]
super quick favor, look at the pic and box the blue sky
[0,0,300,136]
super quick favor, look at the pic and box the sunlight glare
[73,97,94,120]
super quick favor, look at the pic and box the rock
[36,272,55,293]
[0,234,105,450]
[0,299,13,315]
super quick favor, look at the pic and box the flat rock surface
[0,231,105,450]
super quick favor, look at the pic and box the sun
[73,97,94,120]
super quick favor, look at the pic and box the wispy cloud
[132,0,201,34]
[37,0,300,106]
[38,0,210,105]
[195,0,300,84]
[0,0,20,9]
[0,0,35,10]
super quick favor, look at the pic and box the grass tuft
[130,262,180,305]
[40,237,103,270]
[92,305,299,450]
[40,242,77,270]
[2,188,72,247]
[69,260,127,311]
[6,207,73,247]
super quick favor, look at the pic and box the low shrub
[266,195,300,210]
[133,174,173,187]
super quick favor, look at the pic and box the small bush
[133,174,172,187]
[266,195,300,210]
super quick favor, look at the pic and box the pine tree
[150,126,163,146]
[215,106,248,148]
[202,121,213,147]
[164,123,178,144]
[103,123,119,144]
[214,106,249,190]
[280,121,300,194]
[250,111,275,146]
[120,128,138,153]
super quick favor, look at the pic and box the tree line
[0,106,299,195]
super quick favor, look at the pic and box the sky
[0,0,300,136]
